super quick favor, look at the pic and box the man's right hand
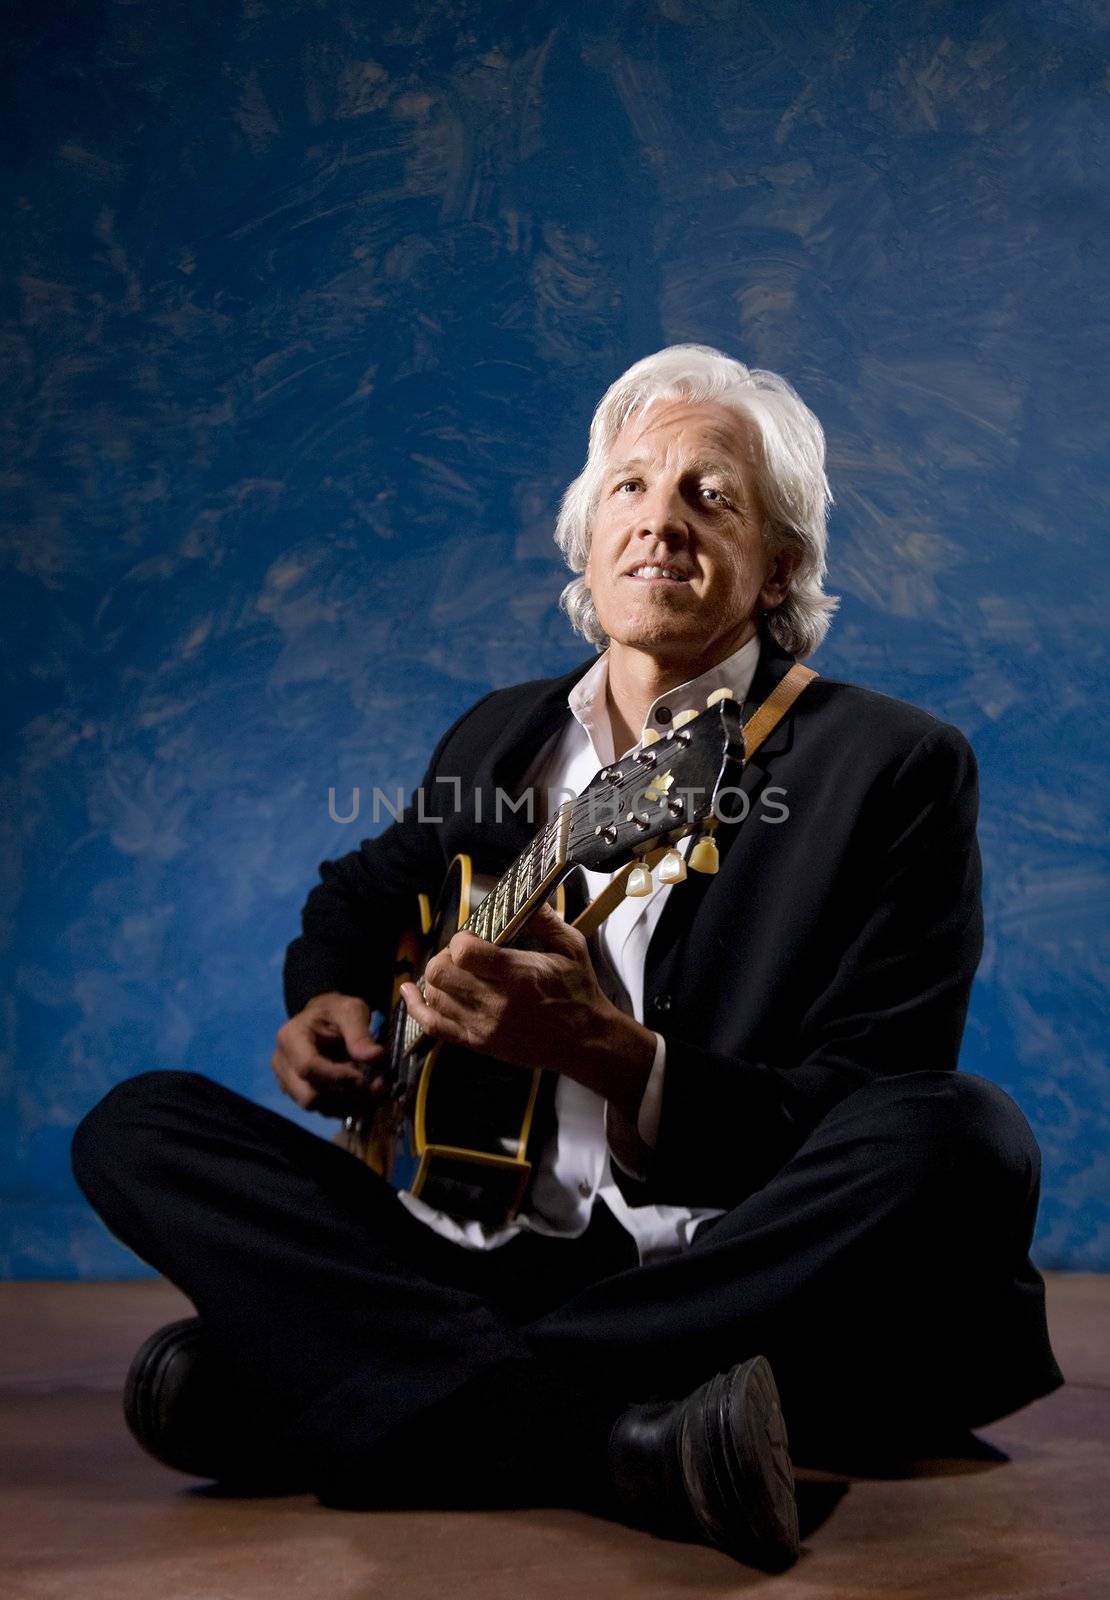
[271,992,387,1117]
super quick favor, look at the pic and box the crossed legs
[71,1067,1060,1497]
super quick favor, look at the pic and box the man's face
[585,398,792,665]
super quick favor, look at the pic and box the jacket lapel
[644,628,799,987]
[732,628,800,808]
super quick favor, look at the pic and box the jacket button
[653,993,672,1013]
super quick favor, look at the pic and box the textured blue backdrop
[2,0,1107,1276]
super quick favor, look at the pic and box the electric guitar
[337,690,747,1226]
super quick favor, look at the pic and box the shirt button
[653,993,672,1013]
[655,705,672,724]
[578,1179,593,1199]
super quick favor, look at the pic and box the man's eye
[616,479,642,493]
[701,486,730,506]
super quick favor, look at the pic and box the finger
[446,931,536,981]
[325,997,380,1062]
[527,901,588,958]
[272,1050,318,1109]
[302,1057,367,1091]
[275,1049,357,1097]
[277,1016,333,1069]
[279,1026,347,1076]
[425,950,493,1005]
[400,981,471,1047]
[282,1013,382,1073]
[274,1038,363,1100]
[414,976,478,1029]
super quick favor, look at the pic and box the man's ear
[759,547,801,612]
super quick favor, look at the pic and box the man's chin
[603,620,707,658]
[600,608,759,668]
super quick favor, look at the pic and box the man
[72,345,1062,1570]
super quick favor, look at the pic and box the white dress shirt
[398,634,761,1263]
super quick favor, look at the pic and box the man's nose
[633,478,689,540]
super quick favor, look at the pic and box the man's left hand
[400,902,656,1118]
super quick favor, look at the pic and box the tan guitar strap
[739,662,817,757]
[571,662,818,938]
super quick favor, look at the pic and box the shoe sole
[680,1354,800,1569]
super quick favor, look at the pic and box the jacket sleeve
[282,694,496,1018]
[642,723,985,1210]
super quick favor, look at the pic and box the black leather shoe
[607,1354,800,1569]
[123,1317,299,1489]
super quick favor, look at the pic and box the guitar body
[339,854,570,1227]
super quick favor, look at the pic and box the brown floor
[1,1275,1107,1600]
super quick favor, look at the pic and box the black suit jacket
[284,631,984,1213]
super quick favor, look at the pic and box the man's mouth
[625,564,691,583]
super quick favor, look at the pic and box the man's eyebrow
[604,454,742,476]
[605,457,650,479]
[605,454,749,500]
[686,455,748,495]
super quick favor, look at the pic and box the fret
[517,847,529,907]
[494,875,510,938]
[403,1010,419,1056]
[555,802,571,868]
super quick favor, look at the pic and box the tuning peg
[706,686,735,707]
[671,708,699,729]
[656,849,687,885]
[688,832,720,875]
[625,863,653,897]
[640,726,661,746]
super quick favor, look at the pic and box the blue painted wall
[2,0,1106,1276]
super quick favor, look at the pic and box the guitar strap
[571,661,818,939]
[738,661,818,758]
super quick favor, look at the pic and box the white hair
[554,343,838,658]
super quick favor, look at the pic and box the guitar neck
[463,804,572,945]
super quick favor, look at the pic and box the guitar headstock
[566,695,745,874]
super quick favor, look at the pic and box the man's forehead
[606,401,756,467]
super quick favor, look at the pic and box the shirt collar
[567,633,762,766]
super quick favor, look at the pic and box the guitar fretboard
[399,803,572,1061]
[465,804,571,944]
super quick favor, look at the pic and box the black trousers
[71,1067,1062,1498]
